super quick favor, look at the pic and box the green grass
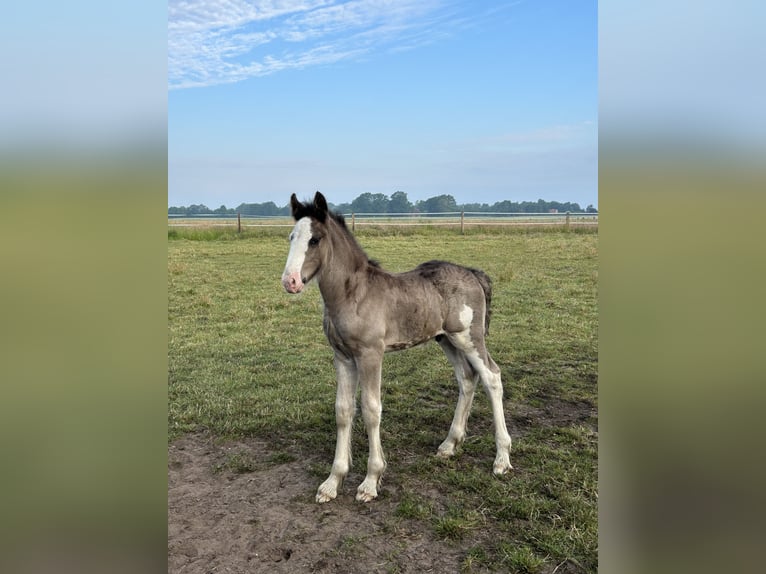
[168,227,598,571]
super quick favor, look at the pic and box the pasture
[168,226,598,573]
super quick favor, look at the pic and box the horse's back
[403,260,492,333]
[410,260,488,294]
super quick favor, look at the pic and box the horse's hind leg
[435,335,478,458]
[447,309,513,475]
[477,349,513,475]
[469,344,512,475]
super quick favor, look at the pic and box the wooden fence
[168,211,598,233]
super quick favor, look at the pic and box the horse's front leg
[355,351,386,502]
[316,353,358,503]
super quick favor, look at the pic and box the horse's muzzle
[282,272,304,294]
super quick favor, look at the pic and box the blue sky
[169,0,597,209]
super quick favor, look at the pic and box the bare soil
[168,399,596,573]
[168,432,467,574]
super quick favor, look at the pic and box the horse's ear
[313,191,328,215]
[290,193,302,219]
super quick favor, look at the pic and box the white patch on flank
[283,218,312,278]
[450,305,475,350]
[458,304,474,329]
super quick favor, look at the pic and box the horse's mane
[330,211,348,229]
[329,212,380,268]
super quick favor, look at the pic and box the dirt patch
[512,399,597,432]
[169,396,597,573]
[168,432,466,573]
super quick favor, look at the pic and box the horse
[281,192,512,503]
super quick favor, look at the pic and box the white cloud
[169,0,458,89]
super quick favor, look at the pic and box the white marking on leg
[437,376,476,457]
[357,393,385,502]
[317,355,357,503]
[437,344,477,458]
[282,218,312,293]
[464,349,513,475]
[356,357,386,503]
[447,326,513,476]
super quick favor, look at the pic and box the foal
[281,192,512,503]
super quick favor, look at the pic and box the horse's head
[282,191,330,294]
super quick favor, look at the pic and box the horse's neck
[318,234,368,310]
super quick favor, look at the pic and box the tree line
[168,191,597,216]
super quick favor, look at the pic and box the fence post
[351,213,355,232]
[565,211,570,231]
[237,212,241,233]
[460,210,465,235]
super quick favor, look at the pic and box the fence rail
[168,211,598,232]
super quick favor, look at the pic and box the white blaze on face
[282,218,312,293]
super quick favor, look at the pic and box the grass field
[168,226,598,572]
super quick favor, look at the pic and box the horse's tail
[469,267,493,336]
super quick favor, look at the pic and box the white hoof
[316,479,339,503]
[493,458,513,476]
[436,443,457,458]
[355,478,379,503]
[437,435,463,458]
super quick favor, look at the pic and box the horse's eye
[309,237,320,246]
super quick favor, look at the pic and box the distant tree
[370,193,390,213]
[259,201,281,216]
[388,191,413,213]
[235,203,254,215]
[461,202,491,212]
[350,193,373,213]
[351,192,389,213]
[330,202,352,214]
[186,204,212,215]
[417,194,458,213]
[234,201,285,216]
[556,201,582,212]
[169,193,593,217]
[492,200,519,213]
